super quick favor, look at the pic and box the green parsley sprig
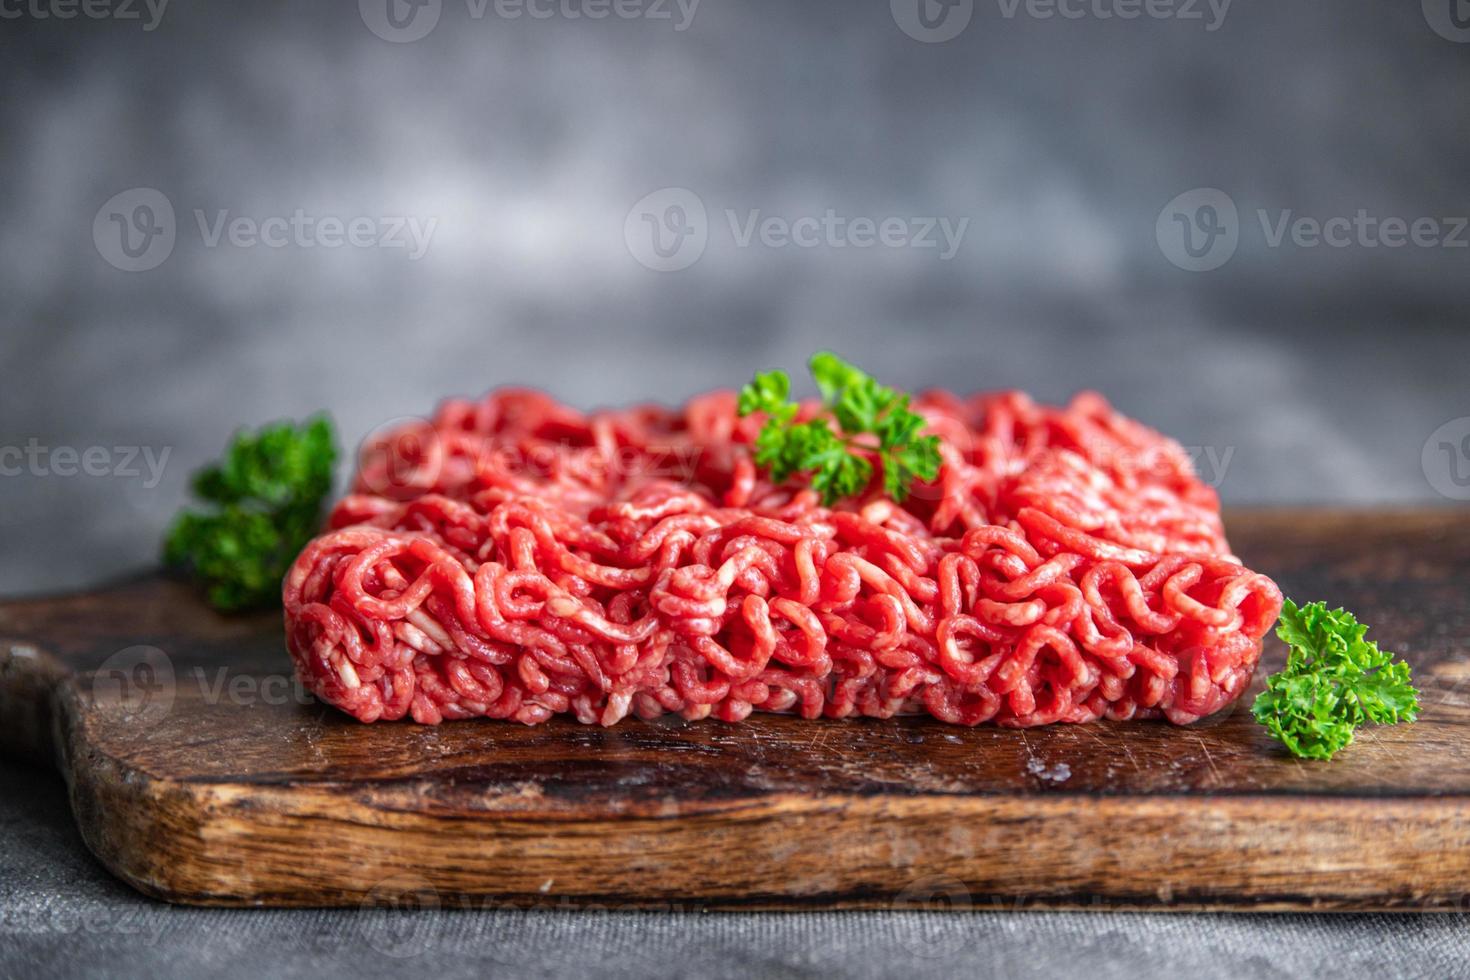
[1252,599,1419,760]
[164,416,337,611]
[737,352,941,506]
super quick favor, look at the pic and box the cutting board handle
[0,628,69,768]
[0,573,276,769]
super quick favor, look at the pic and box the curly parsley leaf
[164,416,337,612]
[737,353,940,506]
[1251,599,1420,760]
[736,369,793,420]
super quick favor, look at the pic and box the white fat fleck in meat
[545,593,581,618]
[336,658,361,690]
[394,619,443,655]
[406,608,455,649]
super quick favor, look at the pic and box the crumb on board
[1025,758,1072,783]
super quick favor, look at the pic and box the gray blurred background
[3,0,1469,596]
[4,6,1470,975]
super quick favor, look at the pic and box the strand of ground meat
[282,388,1282,726]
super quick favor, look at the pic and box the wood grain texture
[3,508,1470,910]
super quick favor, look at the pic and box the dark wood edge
[48,680,1470,911]
[0,642,67,769]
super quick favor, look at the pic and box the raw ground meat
[283,387,1282,727]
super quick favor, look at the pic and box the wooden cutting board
[3,508,1469,911]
